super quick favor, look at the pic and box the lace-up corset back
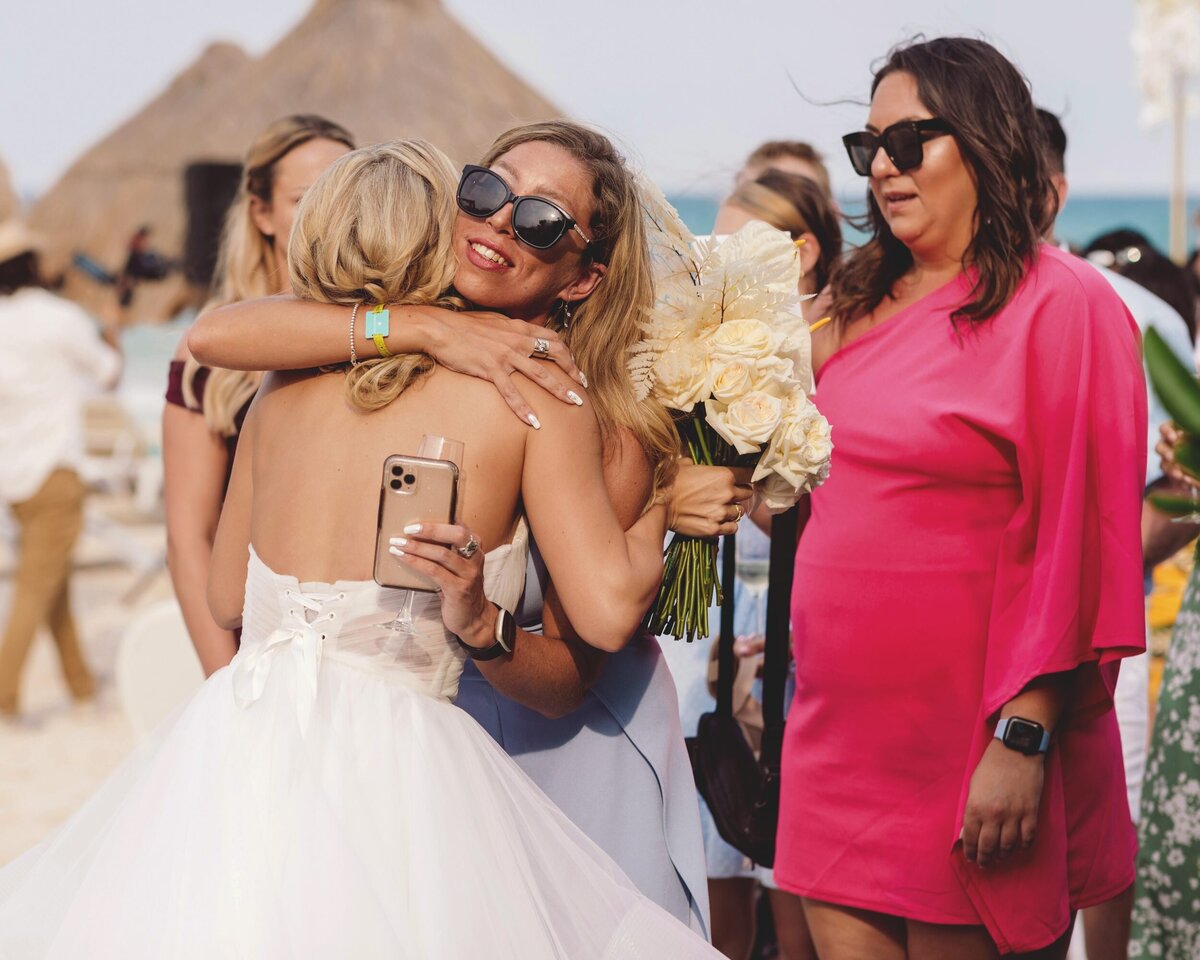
[237,520,530,704]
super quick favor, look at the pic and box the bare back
[246,365,529,583]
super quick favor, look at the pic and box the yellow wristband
[372,333,392,358]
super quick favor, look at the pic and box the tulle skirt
[0,652,720,958]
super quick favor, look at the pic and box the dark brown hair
[830,37,1057,328]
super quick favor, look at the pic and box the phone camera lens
[390,479,402,490]
[391,465,403,477]
[403,474,416,485]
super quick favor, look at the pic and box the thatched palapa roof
[0,157,20,222]
[31,0,561,319]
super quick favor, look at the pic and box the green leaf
[1145,327,1200,435]
[1149,493,1200,516]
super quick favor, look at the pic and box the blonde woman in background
[660,170,842,960]
[163,115,353,675]
[714,169,842,318]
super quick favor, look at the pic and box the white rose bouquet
[631,202,833,641]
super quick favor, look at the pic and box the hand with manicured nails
[388,522,495,649]
[422,309,587,427]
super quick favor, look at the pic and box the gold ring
[733,503,744,522]
[530,337,551,359]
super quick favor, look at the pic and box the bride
[0,140,721,959]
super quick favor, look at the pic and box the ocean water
[671,192,1200,255]
[117,192,1197,440]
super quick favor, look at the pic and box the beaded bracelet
[349,303,360,366]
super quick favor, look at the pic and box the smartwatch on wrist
[994,716,1050,756]
[456,603,516,661]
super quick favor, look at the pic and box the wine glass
[389,434,465,634]
[733,523,771,639]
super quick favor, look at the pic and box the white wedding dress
[0,524,721,959]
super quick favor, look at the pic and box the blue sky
[0,0,1191,201]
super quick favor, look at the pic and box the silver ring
[531,337,551,359]
[456,534,481,559]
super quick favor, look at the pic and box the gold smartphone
[373,455,459,591]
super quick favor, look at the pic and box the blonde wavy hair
[287,139,462,410]
[480,121,679,500]
[186,114,355,436]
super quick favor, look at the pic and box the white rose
[752,395,833,493]
[750,355,797,396]
[709,359,756,404]
[755,468,803,514]
[705,391,783,455]
[706,319,774,365]
[652,339,711,412]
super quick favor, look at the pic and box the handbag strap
[760,507,798,774]
[716,532,737,717]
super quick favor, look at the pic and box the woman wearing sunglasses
[186,120,745,936]
[0,138,727,958]
[773,38,1146,959]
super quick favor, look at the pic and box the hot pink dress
[774,246,1147,954]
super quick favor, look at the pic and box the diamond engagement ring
[531,337,551,359]
[456,534,481,559]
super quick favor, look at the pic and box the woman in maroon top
[163,115,353,674]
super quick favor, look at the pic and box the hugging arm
[471,429,654,715]
[520,390,667,653]
[186,297,584,422]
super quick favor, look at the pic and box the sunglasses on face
[841,118,954,177]
[456,165,593,250]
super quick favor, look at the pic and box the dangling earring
[558,299,575,328]
[794,236,807,280]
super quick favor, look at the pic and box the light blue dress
[455,540,711,938]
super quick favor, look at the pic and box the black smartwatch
[994,716,1050,756]
[457,603,516,661]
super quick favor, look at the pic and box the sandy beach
[0,489,171,864]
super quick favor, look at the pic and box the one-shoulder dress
[775,247,1148,954]
[0,522,723,959]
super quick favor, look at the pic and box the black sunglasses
[842,118,954,177]
[456,165,592,250]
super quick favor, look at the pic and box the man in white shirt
[0,219,122,719]
[1039,108,1198,960]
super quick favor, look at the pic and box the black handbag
[685,507,797,869]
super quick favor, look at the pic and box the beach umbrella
[1133,0,1200,262]
[30,0,561,321]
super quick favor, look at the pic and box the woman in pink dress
[774,38,1147,959]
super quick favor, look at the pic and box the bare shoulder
[172,331,194,363]
[811,319,839,377]
[511,366,600,437]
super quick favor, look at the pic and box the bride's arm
[521,388,667,653]
[207,411,257,630]
[186,297,586,424]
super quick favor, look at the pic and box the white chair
[115,599,204,738]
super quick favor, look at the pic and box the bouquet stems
[644,413,758,642]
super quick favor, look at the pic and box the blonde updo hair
[287,139,462,411]
[189,114,355,436]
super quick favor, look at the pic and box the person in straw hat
[0,218,122,721]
